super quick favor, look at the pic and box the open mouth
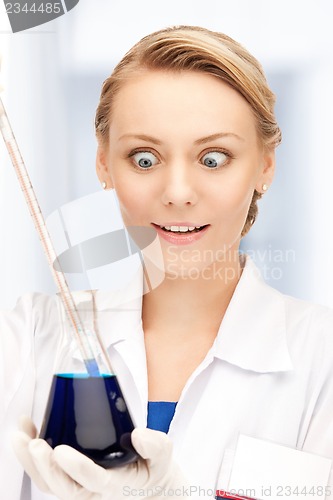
[155,224,209,234]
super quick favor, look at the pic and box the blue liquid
[39,374,139,468]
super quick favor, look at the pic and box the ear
[96,145,114,189]
[255,149,275,193]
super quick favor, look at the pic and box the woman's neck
[142,253,243,340]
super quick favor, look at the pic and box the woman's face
[97,70,274,276]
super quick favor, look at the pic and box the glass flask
[39,291,139,468]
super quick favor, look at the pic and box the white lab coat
[1,256,333,500]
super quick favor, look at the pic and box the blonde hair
[95,25,281,236]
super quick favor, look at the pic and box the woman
[3,25,333,499]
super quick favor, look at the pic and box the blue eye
[201,151,228,168]
[132,151,158,169]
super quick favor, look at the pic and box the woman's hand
[12,416,189,499]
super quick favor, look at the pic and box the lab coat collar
[213,256,294,373]
[89,255,293,373]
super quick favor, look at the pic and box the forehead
[109,70,258,143]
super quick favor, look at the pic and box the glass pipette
[0,95,104,377]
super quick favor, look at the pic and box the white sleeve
[0,293,60,500]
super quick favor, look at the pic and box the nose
[160,162,198,207]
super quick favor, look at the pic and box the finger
[11,432,51,493]
[130,429,177,488]
[29,440,93,500]
[131,428,173,466]
[18,415,37,438]
[54,445,141,494]
[54,445,113,492]
[132,430,189,492]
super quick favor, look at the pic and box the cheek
[112,175,152,225]
[213,176,255,221]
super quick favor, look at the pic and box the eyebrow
[118,132,245,145]
[194,132,245,144]
[118,134,162,145]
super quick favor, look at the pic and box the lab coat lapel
[109,326,148,427]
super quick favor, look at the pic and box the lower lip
[153,224,209,245]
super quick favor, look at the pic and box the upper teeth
[160,225,201,232]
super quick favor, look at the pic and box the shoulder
[260,280,333,372]
[0,293,62,350]
[282,292,333,361]
[282,292,333,332]
[244,256,333,337]
[0,292,58,328]
[243,256,333,368]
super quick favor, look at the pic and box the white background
[0,0,333,308]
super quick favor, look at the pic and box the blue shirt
[147,401,177,433]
